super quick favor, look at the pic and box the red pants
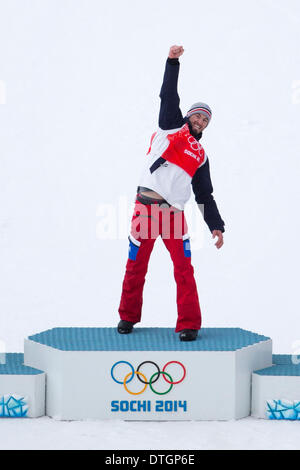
[118,198,202,332]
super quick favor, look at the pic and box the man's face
[188,113,209,134]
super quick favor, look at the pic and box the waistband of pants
[136,193,172,207]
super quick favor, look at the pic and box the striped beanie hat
[186,102,212,124]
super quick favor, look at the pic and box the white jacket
[138,125,207,210]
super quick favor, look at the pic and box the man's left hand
[212,230,224,249]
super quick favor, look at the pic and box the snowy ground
[0,416,299,450]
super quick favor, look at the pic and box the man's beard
[187,119,202,141]
[192,124,202,133]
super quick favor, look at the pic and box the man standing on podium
[117,45,225,341]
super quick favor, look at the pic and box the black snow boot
[179,329,198,342]
[117,320,134,334]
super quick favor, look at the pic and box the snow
[0,416,299,450]
[0,0,300,450]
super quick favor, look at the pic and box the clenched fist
[168,45,184,59]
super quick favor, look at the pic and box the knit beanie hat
[186,102,212,123]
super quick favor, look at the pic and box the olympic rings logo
[110,361,186,396]
[188,136,202,153]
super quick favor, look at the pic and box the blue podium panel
[28,327,270,351]
[24,327,272,421]
[252,354,300,420]
[0,353,45,418]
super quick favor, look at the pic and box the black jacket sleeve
[159,58,185,130]
[191,159,225,233]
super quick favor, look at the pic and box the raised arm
[159,45,185,130]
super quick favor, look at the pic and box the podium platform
[251,354,300,420]
[0,353,45,418]
[24,327,272,421]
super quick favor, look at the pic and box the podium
[252,354,300,420]
[0,353,45,418]
[23,327,272,420]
